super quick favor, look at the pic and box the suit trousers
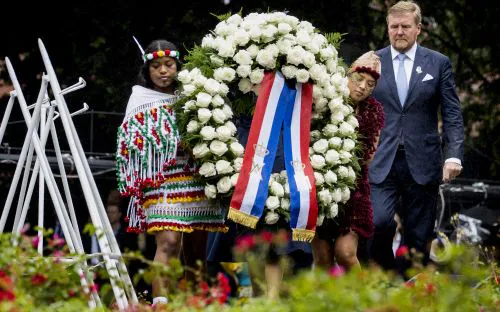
[369,147,438,270]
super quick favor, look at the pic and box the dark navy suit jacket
[369,45,464,185]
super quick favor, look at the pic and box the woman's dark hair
[136,39,182,89]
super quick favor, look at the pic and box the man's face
[106,205,122,224]
[388,12,421,53]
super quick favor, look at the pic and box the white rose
[186,120,200,134]
[182,84,196,96]
[217,39,236,58]
[330,73,344,87]
[270,181,285,197]
[210,55,224,67]
[320,46,335,60]
[277,22,292,34]
[249,26,263,42]
[347,115,359,128]
[262,24,278,42]
[211,94,225,107]
[225,121,237,135]
[199,162,216,177]
[222,104,233,119]
[196,92,212,108]
[197,108,212,124]
[325,149,340,165]
[281,65,298,79]
[318,189,333,205]
[230,173,240,187]
[312,84,324,100]
[326,59,338,73]
[323,124,338,137]
[183,100,196,112]
[256,49,276,69]
[348,166,357,182]
[314,172,325,186]
[203,79,220,96]
[317,214,325,226]
[265,211,280,225]
[339,122,355,136]
[337,165,349,178]
[217,176,232,193]
[238,78,253,94]
[218,82,229,95]
[342,138,356,151]
[246,44,260,58]
[310,130,321,140]
[212,108,227,124]
[296,29,311,47]
[204,184,217,199]
[309,64,327,82]
[305,40,320,54]
[177,70,191,84]
[314,97,328,113]
[324,170,338,185]
[214,21,230,36]
[234,29,250,47]
[340,104,351,116]
[329,203,339,218]
[331,188,342,203]
[265,196,280,210]
[200,126,216,141]
[298,20,315,33]
[233,50,253,66]
[312,139,329,154]
[215,160,233,175]
[284,183,290,195]
[276,37,293,54]
[216,126,232,142]
[230,142,245,156]
[295,69,310,83]
[286,46,304,66]
[328,98,344,111]
[233,157,243,171]
[311,154,326,169]
[214,67,236,83]
[249,68,265,84]
[209,140,228,156]
[340,151,352,164]
[341,187,351,203]
[280,198,290,211]
[330,111,345,125]
[279,170,287,180]
[227,14,242,25]
[193,74,208,88]
[236,65,252,78]
[328,137,342,148]
[192,143,210,159]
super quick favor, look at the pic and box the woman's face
[149,56,178,93]
[347,72,376,104]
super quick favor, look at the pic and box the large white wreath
[174,12,360,225]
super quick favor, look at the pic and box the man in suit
[368,1,464,270]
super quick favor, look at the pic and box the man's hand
[442,162,462,183]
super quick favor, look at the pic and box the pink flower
[396,245,409,258]
[50,234,66,248]
[32,235,40,249]
[329,265,346,278]
[261,230,273,243]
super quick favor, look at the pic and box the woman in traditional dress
[116,39,227,305]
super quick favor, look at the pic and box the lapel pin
[416,66,422,74]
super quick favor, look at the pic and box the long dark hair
[136,39,182,90]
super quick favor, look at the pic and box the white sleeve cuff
[445,157,462,166]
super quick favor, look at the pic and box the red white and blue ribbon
[228,71,318,242]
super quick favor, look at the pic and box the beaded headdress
[348,51,381,80]
[133,36,181,63]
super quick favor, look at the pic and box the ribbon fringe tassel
[292,228,315,242]
[228,208,259,229]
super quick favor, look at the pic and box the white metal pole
[0,92,16,145]
[39,39,131,309]
[0,63,46,233]
[4,56,101,308]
